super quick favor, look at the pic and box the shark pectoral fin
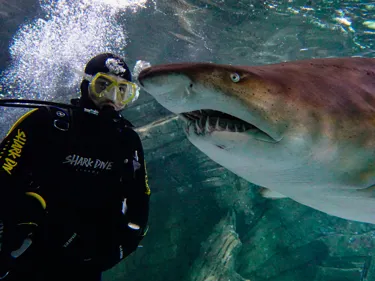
[260,187,288,199]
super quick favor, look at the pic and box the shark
[138,57,375,224]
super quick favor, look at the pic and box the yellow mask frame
[87,72,138,106]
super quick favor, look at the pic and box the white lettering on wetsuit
[63,154,114,170]
[63,233,77,248]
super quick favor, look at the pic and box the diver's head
[79,53,138,111]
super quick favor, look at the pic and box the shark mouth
[180,109,257,135]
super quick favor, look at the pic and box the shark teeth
[190,116,253,135]
[195,120,202,134]
[205,116,210,132]
[182,109,257,135]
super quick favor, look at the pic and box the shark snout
[138,63,205,95]
[138,70,192,97]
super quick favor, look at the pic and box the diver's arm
[0,108,44,215]
[0,108,49,277]
[126,130,150,230]
[120,129,150,257]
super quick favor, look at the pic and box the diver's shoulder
[22,106,53,120]
[118,118,142,139]
[121,117,135,129]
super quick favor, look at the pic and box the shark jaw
[176,107,291,187]
[179,109,279,145]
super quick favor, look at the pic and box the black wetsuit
[0,105,150,281]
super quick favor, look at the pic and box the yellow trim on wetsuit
[25,192,47,210]
[144,161,151,195]
[6,109,38,137]
[142,225,149,237]
[17,222,38,227]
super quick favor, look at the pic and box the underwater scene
[1,0,375,280]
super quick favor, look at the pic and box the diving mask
[84,72,139,110]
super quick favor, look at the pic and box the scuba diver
[0,53,150,281]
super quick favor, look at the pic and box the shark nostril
[189,83,193,88]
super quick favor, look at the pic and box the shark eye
[230,73,241,83]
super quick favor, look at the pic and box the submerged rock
[187,210,249,281]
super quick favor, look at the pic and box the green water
[1,1,375,281]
